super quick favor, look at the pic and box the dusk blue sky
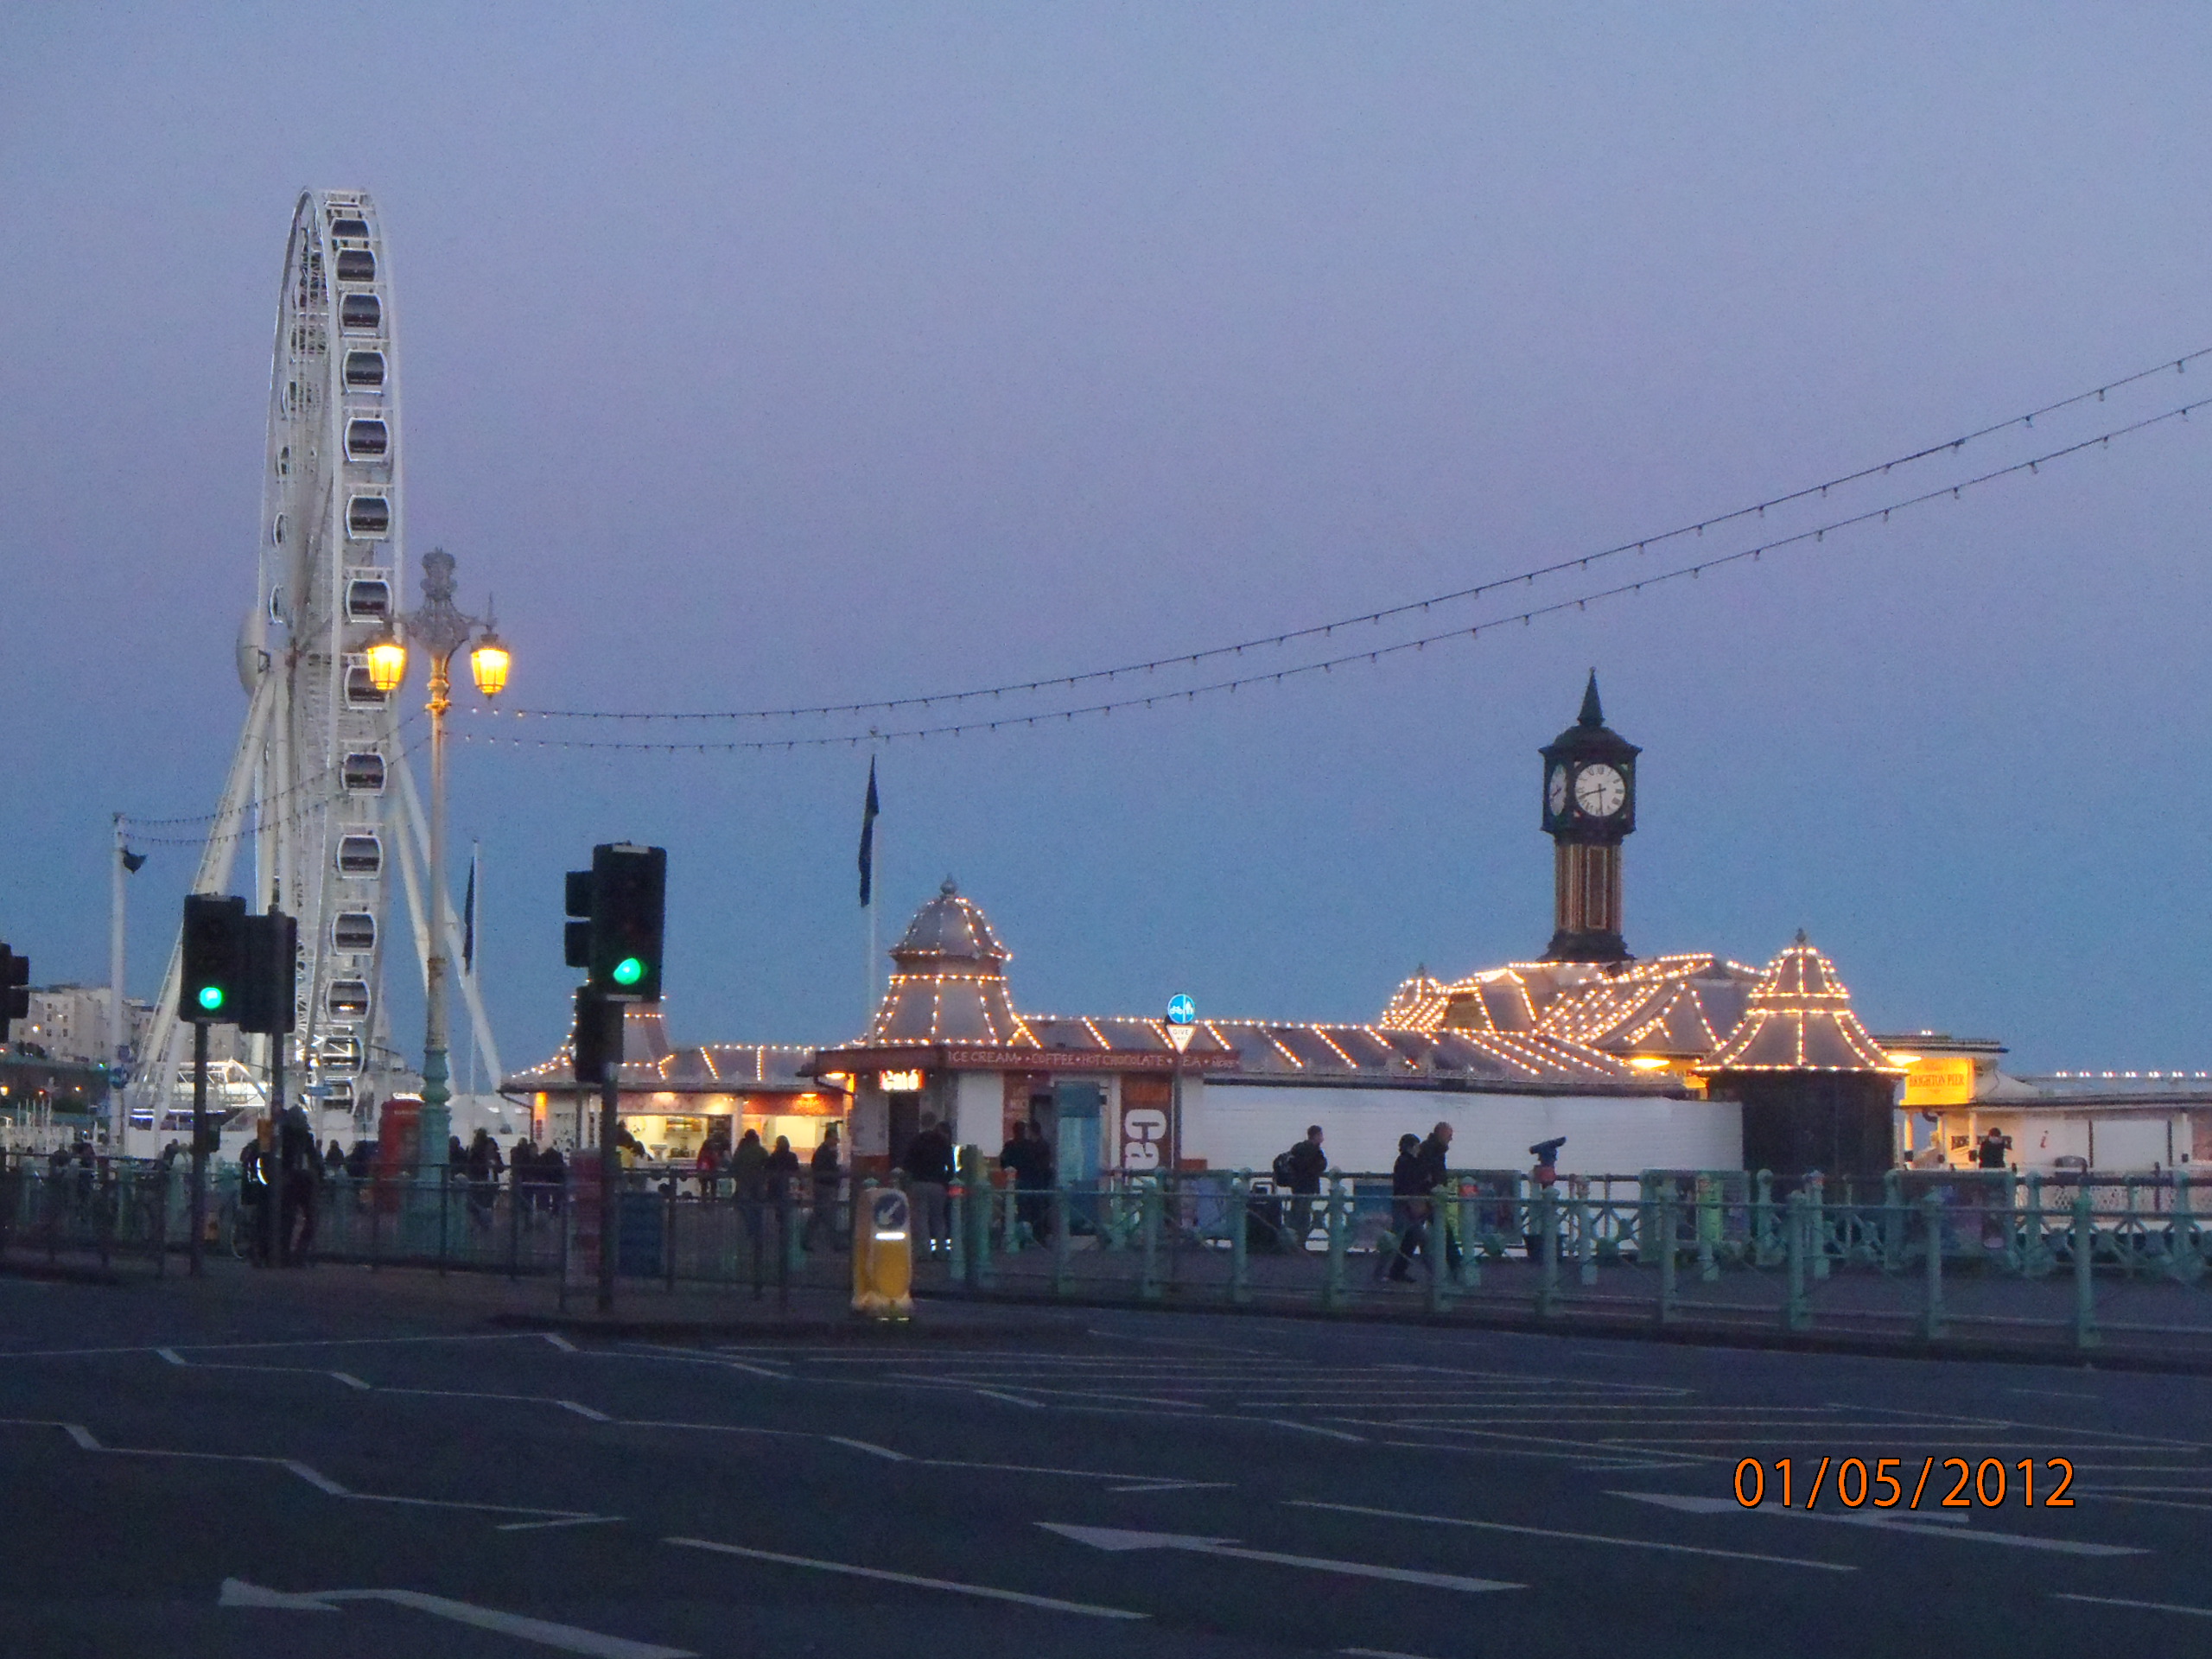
[5,5,2211,1073]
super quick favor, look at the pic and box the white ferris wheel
[128,190,500,1146]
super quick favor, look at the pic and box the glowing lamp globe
[469,632,511,698]
[365,635,408,694]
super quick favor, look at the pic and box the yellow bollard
[852,1185,914,1319]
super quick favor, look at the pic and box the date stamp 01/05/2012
[1733,1457,2075,1511]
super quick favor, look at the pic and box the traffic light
[180,894,248,1022]
[236,911,298,1037]
[563,842,666,1001]
[0,944,29,1039]
[570,987,623,1084]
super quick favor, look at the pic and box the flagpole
[866,804,880,1029]
[466,840,480,1102]
[109,814,126,1147]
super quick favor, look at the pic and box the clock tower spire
[1540,671,1640,962]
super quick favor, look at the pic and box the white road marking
[963,1387,1046,1408]
[560,1401,613,1421]
[541,1333,579,1352]
[1824,1403,2200,1451]
[1614,1492,2145,1555]
[667,1536,1147,1619]
[1107,1480,1235,1493]
[2008,1388,2100,1401]
[0,1332,546,1361]
[496,1515,626,1533]
[624,1344,789,1381]
[823,1436,909,1460]
[156,1347,185,1365]
[2054,1592,2212,1618]
[1251,1419,1366,1443]
[3,1418,603,1522]
[2085,1495,2212,1514]
[330,1372,371,1389]
[219,1578,693,1656]
[1287,1499,1853,1573]
[1039,1522,1522,1593]
[1377,1436,1706,1471]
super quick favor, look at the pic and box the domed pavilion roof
[1699,932,1904,1075]
[863,879,1034,1047]
[891,876,1012,967]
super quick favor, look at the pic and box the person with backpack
[1276,1126,1328,1251]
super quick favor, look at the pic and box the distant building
[499,676,2206,1179]
[16,984,161,1066]
[501,1003,845,1160]
[817,677,2203,1180]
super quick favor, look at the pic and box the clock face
[1573,763,1627,817]
[1547,764,1568,816]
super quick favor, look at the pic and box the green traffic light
[612,957,645,987]
[197,984,225,1012]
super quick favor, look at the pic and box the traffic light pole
[188,1020,208,1279]
[598,1058,620,1313]
[269,1029,286,1267]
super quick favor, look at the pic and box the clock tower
[1540,671,1640,963]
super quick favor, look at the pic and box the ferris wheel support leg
[391,757,504,1095]
[391,799,434,996]
[129,676,276,1151]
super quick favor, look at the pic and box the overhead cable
[455,393,2209,756]
[482,346,2212,726]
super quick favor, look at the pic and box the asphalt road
[3,1268,2208,1657]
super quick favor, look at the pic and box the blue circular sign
[1166,994,1196,1026]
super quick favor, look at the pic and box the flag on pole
[120,849,146,874]
[857,759,880,908]
[462,844,479,975]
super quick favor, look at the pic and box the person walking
[1281,1125,1328,1251]
[1000,1121,1049,1245]
[466,1128,500,1231]
[1414,1122,1462,1275]
[729,1128,769,1259]
[1379,1133,1426,1282]
[238,1132,273,1265]
[902,1118,954,1255]
[805,1126,844,1252]
[279,1105,321,1263]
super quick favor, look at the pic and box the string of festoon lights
[480,346,2212,729]
[456,389,2212,758]
[122,724,430,846]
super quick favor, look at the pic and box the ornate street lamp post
[367,548,510,1160]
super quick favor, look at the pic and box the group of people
[690,1124,848,1253]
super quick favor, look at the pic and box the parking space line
[1615,1492,2145,1555]
[666,1536,1147,1620]
[1289,1499,1854,1573]
[2054,1592,2212,1618]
